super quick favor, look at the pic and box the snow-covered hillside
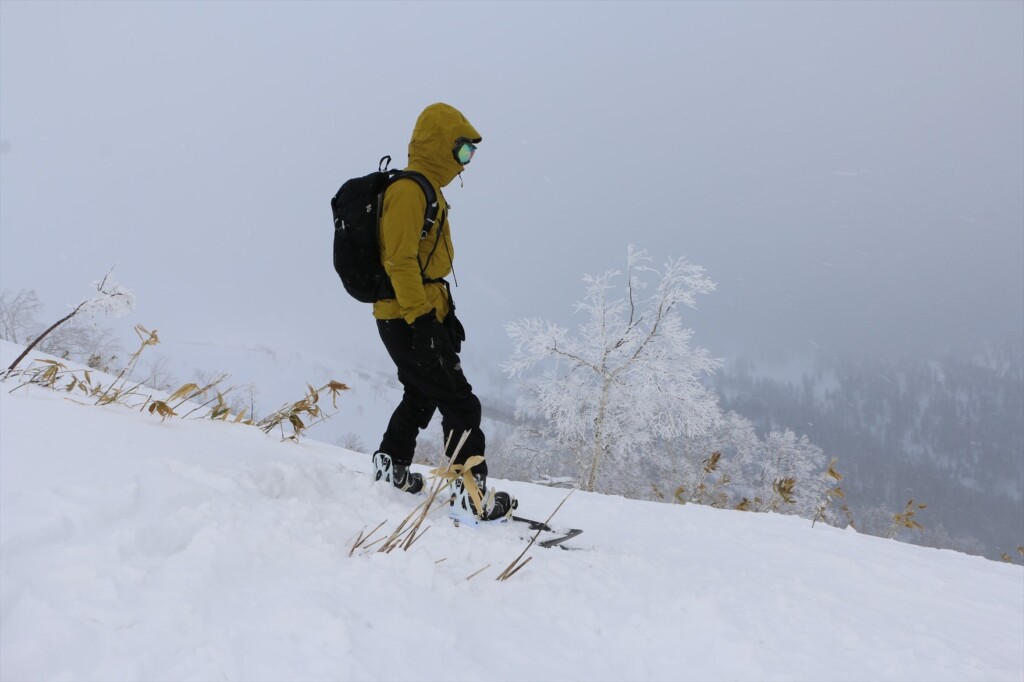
[1,345,1021,682]
[119,333,516,461]
[134,335,403,454]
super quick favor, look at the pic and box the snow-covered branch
[5,270,136,373]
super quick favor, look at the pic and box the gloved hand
[443,311,466,353]
[409,309,447,368]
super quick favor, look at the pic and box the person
[370,102,515,523]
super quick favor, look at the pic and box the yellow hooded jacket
[372,103,482,324]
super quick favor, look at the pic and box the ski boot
[449,472,517,526]
[372,451,424,495]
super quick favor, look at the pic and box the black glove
[409,310,447,368]
[443,311,466,353]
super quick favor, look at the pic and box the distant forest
[711,337,1024,560]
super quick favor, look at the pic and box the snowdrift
[1,345,1021,682]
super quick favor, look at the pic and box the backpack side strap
[391,171,440,239]
[379,169,448,303]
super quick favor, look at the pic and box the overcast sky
[2,1,1022,376]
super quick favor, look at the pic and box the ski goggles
[453,138,477,165]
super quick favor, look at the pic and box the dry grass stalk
[674,451,731,507]
[692,451,732,506]
[4,328,344,439]
[770,477,797,510]
[256,380,350,442]
[349,519,389,556]
[378,432,471,553]
[498,556,533,581]
[377,495,451,554]
[175,377,234,417]
[690,451,721,501]
[191,389,254,424]
[465,564,492,581]
[812,458,848,528]
[353,430,474,557]
[95,325,159,406]
[888,498,927,538]
[8,327,164,412]
[430,436,489,521]
[497,488,576,582]
[7,359,70,393]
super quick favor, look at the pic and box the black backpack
[331,156,440,303]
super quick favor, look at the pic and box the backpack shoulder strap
[391,170,440,239]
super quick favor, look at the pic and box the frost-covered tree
[504,246,722,494]
[1,287,124,369]
[738,429,828,516]
[5,272,135,373]
[665,409,761,505]
[35,316,123,371]
[0,288,43,344]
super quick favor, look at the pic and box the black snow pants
[375,317,487,475]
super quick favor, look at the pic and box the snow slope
[1,346,1021,682]
[129,335,405,454]
[120,333,516,463]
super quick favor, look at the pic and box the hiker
[370,103,516,522]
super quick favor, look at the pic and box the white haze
[1,1,1021,374]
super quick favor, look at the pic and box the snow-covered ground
[1,344,1021,682]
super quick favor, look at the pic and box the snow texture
[1,341,1021,682]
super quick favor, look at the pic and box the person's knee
[464,394,482,423]
[400,392,436,429]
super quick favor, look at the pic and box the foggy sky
[2,1,1022,373]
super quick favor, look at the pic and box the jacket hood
[407,103,481,188]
